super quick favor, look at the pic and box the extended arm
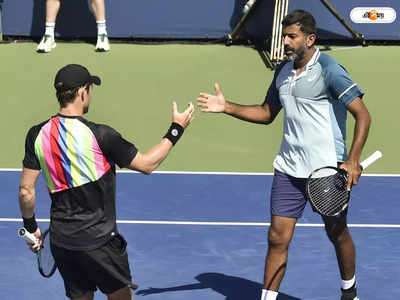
[197,83,281,124]
[128,139,173,175]
[128,102,194,174]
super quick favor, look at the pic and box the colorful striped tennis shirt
[23,114,137,250]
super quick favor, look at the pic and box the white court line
[1,218,399,228]
[0,168,399,177]
[319,46,363,52]
[331,46,363,51]
[0,168,271,175]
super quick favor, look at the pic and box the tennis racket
[18,227,57,278]
[306,150,383,217]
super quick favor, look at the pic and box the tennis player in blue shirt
[198,10,370,300]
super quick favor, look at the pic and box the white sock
[341,275,356,290]
[96,20,107,35]
[45,22,55,37]
[261,289,278,300]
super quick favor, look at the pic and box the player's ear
[76,87,84,102]
[306,33,316,47]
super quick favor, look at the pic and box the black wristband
[23,215,38,233]
[164,122,184,145]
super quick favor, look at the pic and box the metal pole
[276,0,284,60]
[257,49,274,70]
[320,0,366,46]
[0,0,3,42]
[270,0,280,60]
[226,0,264,44]
[278,0,289,60]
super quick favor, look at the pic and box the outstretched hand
[172,101,195,128]
[197,83,226,113]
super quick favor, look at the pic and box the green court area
[0,42,398,173]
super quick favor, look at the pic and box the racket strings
[313,189,345,214]
[38,231,56,277]
[311,178,345,210]
[308,171,349,216]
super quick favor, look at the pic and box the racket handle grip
[18,227,39,245]
[360,150,382,170]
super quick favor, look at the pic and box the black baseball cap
[54,64,101,91]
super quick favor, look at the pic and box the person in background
[37,0,110,53]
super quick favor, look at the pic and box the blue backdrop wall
[1,0,399,40]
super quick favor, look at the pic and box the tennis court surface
[1,170,399,300]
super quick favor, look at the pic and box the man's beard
[284,44,307,63]
[83,105,89,114]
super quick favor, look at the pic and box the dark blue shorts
[270,169,308,218]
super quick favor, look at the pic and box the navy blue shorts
[270,169,308,218]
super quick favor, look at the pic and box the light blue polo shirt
[265,48,364,178]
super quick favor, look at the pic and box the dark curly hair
[282,10,316,35]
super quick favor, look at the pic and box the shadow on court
[136,273,300,300]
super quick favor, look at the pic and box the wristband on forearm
[23,214,38,233]
[164,122,184,145]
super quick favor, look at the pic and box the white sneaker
[95,34,110,52]
[37,35,56,53]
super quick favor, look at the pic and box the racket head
[306,166,350,217]
[37,229,57,278]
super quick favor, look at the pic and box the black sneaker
[341,283,359,300]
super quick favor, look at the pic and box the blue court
[1,170,399,300]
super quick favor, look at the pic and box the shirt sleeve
[97,125,138,168]
[263,61,289,108]
[264,79,282,108]
[22,126,41,170]
[324,63,364,106]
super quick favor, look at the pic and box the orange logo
[368,10,379,20]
